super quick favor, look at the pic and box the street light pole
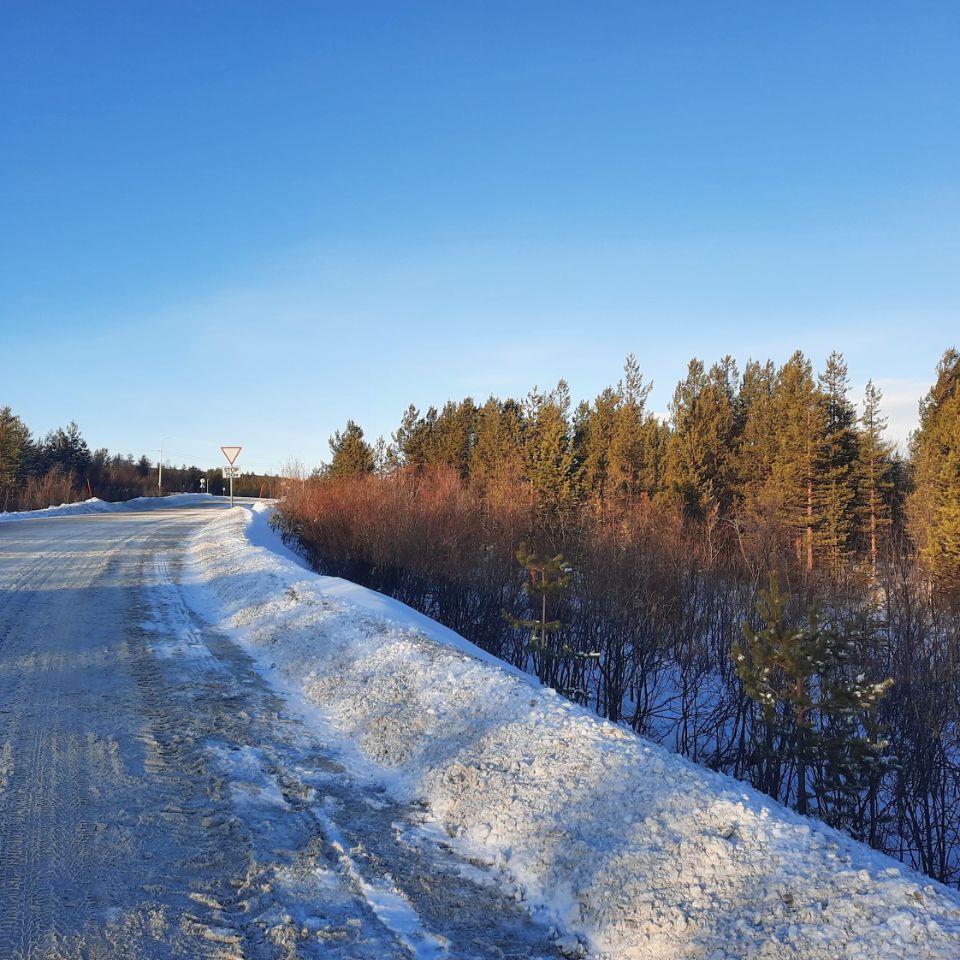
[158,436,172,496]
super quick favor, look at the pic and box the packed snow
[184,504,960,960]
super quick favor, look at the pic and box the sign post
[220,446,242,507]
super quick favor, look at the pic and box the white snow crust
[185,504,960,960]
[0,493,215,523]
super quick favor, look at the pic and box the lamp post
[158,436,172,496]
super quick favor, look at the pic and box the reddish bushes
[276,466,960,887]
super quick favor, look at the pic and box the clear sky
[2,1,957,473]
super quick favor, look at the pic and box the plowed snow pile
[186,504,960,960]
[0,493,214,523]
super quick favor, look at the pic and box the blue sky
[2,1,957,473]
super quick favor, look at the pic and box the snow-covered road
[0,503,559,959]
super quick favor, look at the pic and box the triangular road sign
[221,445,242,465]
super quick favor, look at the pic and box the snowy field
[184,503,960,960]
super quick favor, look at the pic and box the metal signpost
[220,446,242,506]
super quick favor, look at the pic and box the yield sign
[221,445,242,465]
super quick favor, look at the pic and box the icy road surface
[0,504,560,959]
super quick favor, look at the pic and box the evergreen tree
[391,404,422,466]
[733,576,893,822]
[579,354,660,508]
[909,348,960,602]
[327,421,376,478]
[522,381,581,523]
[737,359,779,476]
[503,544,595,695]
[372,436,389,473]
[432,398,476,479]
[502,544,572,654]
[469,397,526,503]
[610,354,662,502]
[41,421,91,479]
[768,352,826,577]
[391,404,438,470]
[0,406,34,510]
[579,387,620,508]
[856,381,894,574]
[664,357,739,520]
[734,360,781,558]
[817,352,860,576]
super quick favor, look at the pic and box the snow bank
[187,505,960,960]
[0,496,125,522]
[0,492,215,523]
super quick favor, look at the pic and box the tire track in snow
[0,515,244,958]
[0,527,104,956]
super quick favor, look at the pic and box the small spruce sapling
[732,574,894,827]
[503,544,597,701]
[503,543,572,654]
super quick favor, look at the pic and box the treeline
[277,348,960,887]
[0,408,278,509]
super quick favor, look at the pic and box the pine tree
[733,360,781,558]
[0,406,34,510]
[737,359,779,479]
[41,421,91,480]
[578,387,620,509]
[522,381,581,523]
[503,544,595,695]
[909,348,960,602]
[391,404,423,467]
[372,436,388,473]
[608,354,659,504]
[432,398,476,479]
[391,404,437,470]
[663,357,739,521]
[327,421,376,477]
[817,353,860,576]
[768,352,826,578]
[469,397,526,503]
[578,356,662,511]
[856,381,894,575]
[502,544,572,654]
[733,576,893,821]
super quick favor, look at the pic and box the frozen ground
[186,504,960,960]
[0,501,559,959]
